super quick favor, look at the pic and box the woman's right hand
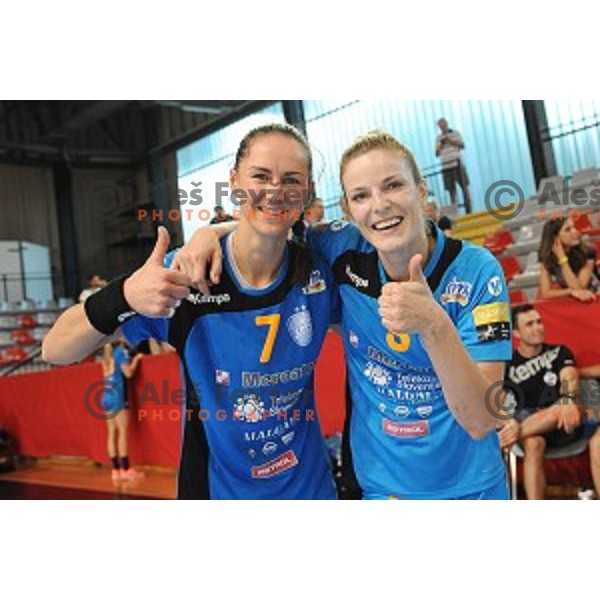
[569,289,596,302]
[171,226,225,295]
[552,237,566,261]
[123,227,192,317]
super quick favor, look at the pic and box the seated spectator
[423,199,453,236]
[78,274,108,303]
[499,303,582,499]
[538,217,599,301]
[576,365,600,499]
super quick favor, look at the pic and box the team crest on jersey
[302,269,327,295]
[233,394,265,423]
[349,330,359,348]
[543,371,558,387]
[215,370,230,386]
[440,277,472,306]
[287,306,313,347]
[364,361,392,387]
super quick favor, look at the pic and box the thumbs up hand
[123,227,192,318]
[378,254,438,336]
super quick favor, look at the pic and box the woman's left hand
[378,254,442,337]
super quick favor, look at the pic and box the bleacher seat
[499,255,521,282]
[571,167,600,190]
[0,316,17,328]
[3,347,28,363]
[36,312,57,325]
[11,330,36,345]
[484,229,514,255]
[509,289,529,305]
[16,314,37,328]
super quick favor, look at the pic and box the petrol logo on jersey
[302,269,327,295]
[440,277,472,306]
[287,306,313,347]
[383,419,430,438]
[251,450,299,479]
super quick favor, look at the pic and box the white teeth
[372,217,403,231]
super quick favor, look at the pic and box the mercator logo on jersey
[252,450,298,479]
[440,277,472,306]
[287,306,313,347]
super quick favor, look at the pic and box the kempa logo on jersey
[383,419,430,438]
[345,264,368,288]
[251,450,299,479]
[186,292,231,306]
[117,310,137,323]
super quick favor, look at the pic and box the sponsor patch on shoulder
[472,302,510,342]
[472,302,510,326]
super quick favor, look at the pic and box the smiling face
[514,309,545,347]
[231,133,311,236]
[341,148,428,255]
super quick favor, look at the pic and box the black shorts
[442,162,469,192]
[515,408,583,448]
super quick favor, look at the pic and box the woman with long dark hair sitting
[538,217,599,301]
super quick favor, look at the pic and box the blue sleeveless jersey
[121,236,338,500]
[103,345,129,411]
[307,221,512,499]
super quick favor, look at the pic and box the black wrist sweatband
[84,276,137,335]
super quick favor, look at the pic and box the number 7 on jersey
[255,314,281,364]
